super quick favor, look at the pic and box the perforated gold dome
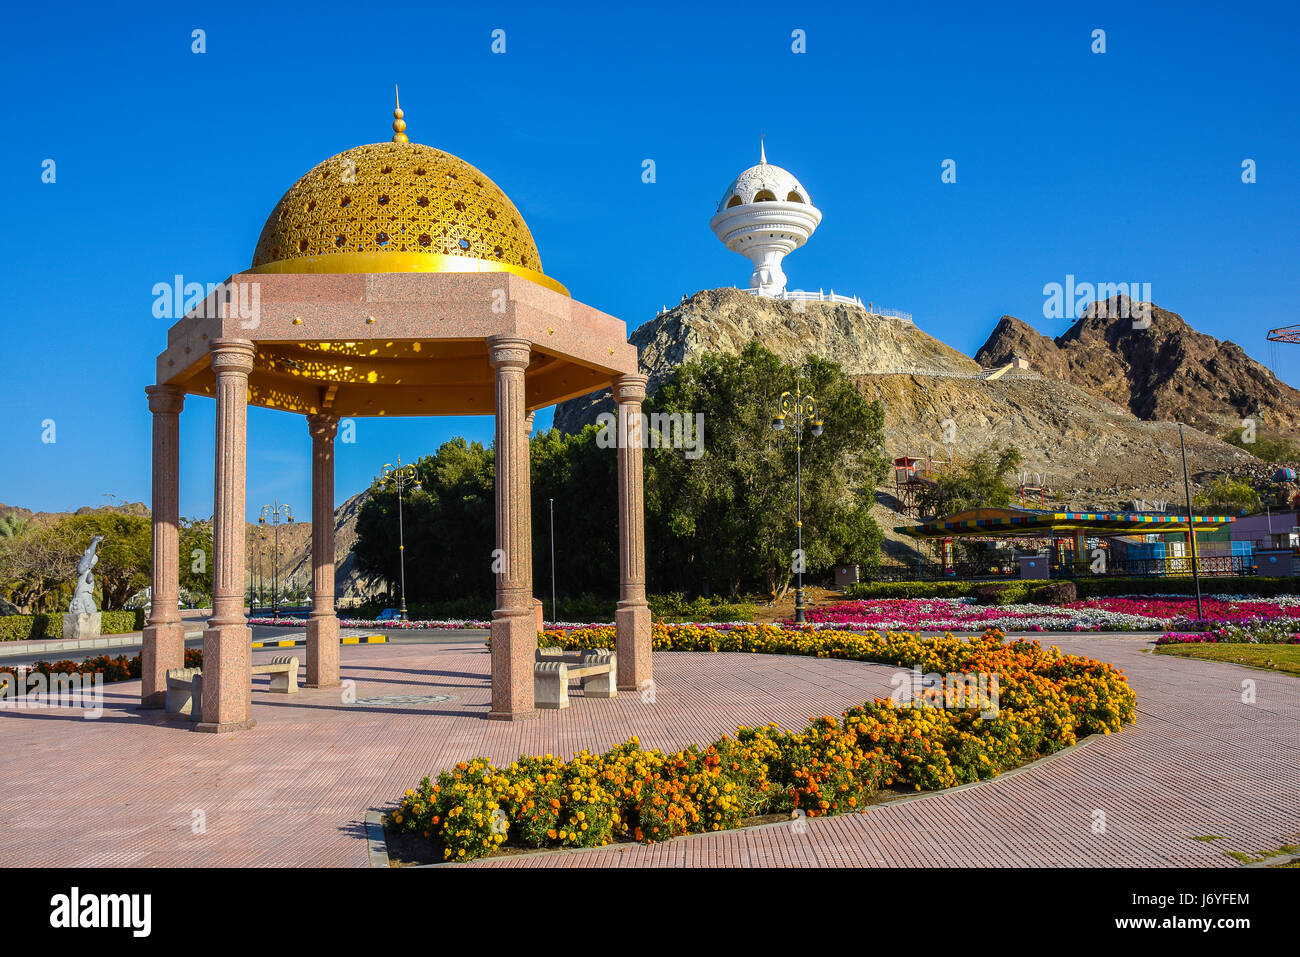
[250,140,567,295]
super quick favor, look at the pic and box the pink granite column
[197,338,256,733]
[305,413,340,688]
[525,410,544,635]
[488,336,535,720]
[141,385,186,709]
[614,374,652,691]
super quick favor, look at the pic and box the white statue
[68,535,104,614]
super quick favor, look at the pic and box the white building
[709,142,822,297]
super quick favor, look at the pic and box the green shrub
[0,615,45,642]
[846,581,978,600]
[972,583,1033,605]
[647,592,757,622]
[1,608,146,642]
[101,610,144,634]
[849,576,1300,601]
[1030,582,1078,605]
[546,594,617,622]
[1074,576,1300,598]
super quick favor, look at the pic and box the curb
[0,629,203,660]
[251,635,389,650]
[364,811,391,868]
[369,732,1104,868]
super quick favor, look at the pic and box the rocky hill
[975,297,1300,440]
[551,289,1287,560]
[554,288,979,434]
[0,501,151,525]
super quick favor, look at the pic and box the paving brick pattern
[0,635,1296,867]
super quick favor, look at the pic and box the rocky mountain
[975,297,1300,440]
[550,288,1288,560]
[0,501,151,525]
[553,288,979,434]
[277,490,376,601]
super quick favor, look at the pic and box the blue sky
[3,1,1297,520]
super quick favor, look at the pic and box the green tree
[0,512,151,612]
[179,518,214,604]
[0,514,30,539]
[62,513,152,609]
[1193,476,1262,514]
[353,439,496,604]
[918,446,1023,517]
[529,424,618,597]
[644,342,887,598]
[1221,427,1300,463]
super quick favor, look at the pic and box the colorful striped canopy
[895,506,1235,538]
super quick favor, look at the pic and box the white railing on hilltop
[659,288,913,322]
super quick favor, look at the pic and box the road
[0,624,491,668]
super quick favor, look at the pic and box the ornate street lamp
[257,500,294,618]
[380,456,421,621]
[772,386,824,623]
[252,532,266,613]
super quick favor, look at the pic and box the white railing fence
[659,287,913,322]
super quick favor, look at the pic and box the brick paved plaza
[1,635,1297,867]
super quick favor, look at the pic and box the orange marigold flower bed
[388,625,1135,861]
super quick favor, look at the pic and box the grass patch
[1154,643,1300,676]
[1226,843,1300,864]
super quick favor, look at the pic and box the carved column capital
[145,384,186,415]
[613,373,649,405]
[488,335,531,370]
[210,338,256,373]
[307,412,339,442]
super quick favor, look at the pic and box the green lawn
[1155,642,1300,676]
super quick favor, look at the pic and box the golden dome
[250,124,566,295]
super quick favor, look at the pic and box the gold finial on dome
[392,84,408,143]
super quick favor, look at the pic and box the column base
[194,719,257,734]
[200,621,253,731]
[140,620,187,709]
[489,607,538,718]
[305,613,340,688]
[486,709,537,721]
[615,601,652,692]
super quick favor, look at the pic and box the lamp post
[1178,424,1205,620]
[772,385,824,624]
[549,497,557,624]
[252,532,265,613]
[257,500,294,618]
[380,456,421,621]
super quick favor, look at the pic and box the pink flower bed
[1066,596,1300,624]
[800,595,1300,633]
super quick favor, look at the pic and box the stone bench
[534,650,617,709]
[253,655,300,694]
[164,656,300,722]
[165,667,203,719]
